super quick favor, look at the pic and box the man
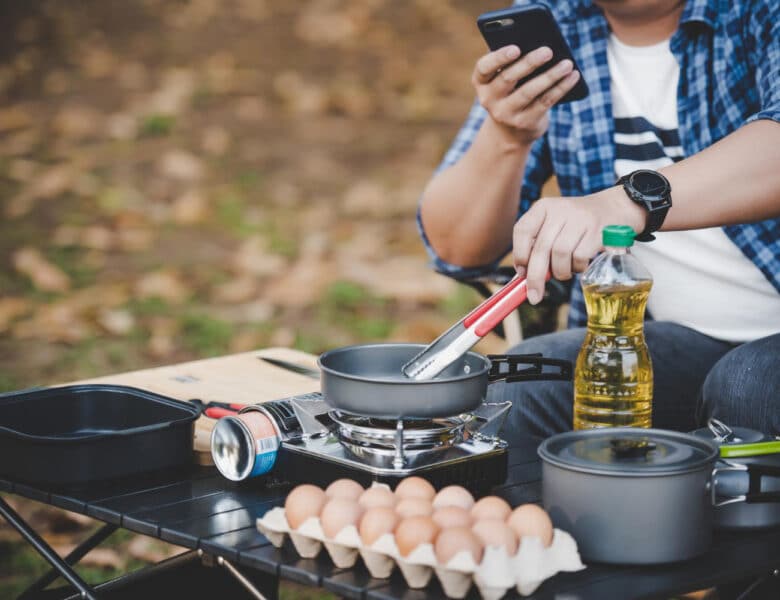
[418,0,780,441]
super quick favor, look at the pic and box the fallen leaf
[97,308,135,335]
[28,164,73,199]
[43,69,70,94]
[13,303,92,343]
[264,257,337,308]
[116,228,154,252]
[235,96,267,122]
[200,125,230,155]
[117,61,148,90]
[82,225,114,251]
[0,104,33,132]
[146,317,179,358]
[269,327,295,347]
[12,247,71,293]
[135,270,191,304]
[81,548,125,570]
[79,44,116,79]
[229,329,264,353]
[0,298,30,332]
[157,150,204,182]
[128,535,173,564]
[6,158,38,182]
[232,236,287,277]
[52,105,102,140]
[106,113,138,140]
[210,274,258,304]
[171,189,208,224]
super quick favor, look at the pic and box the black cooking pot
[692,418,780,530]
[318,343,571,419]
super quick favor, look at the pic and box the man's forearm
[600,120,780,233]
[420,117,532,267]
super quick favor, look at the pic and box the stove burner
[329,411,469,469]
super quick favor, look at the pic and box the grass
[139,113,176,137]
[179,313,234,356]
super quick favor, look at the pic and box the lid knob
[610,437,657,459]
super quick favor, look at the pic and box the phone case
[477,5,589,103]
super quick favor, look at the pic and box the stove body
[246,392,510,494]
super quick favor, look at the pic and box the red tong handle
[465,273,551,337]
[463,276,527,329]
[204,406,238,419]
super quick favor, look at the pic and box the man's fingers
[533,70,581,111]
[513,207,547,277]
[572,235,602,273]
[488,46,554,95]
[473,45,521,85]
[551,224,586,281]
[525,218,564,304]
[506,59,574,111]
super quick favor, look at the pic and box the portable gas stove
[245,392,511,494]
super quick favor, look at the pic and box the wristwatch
[616,170,672,242]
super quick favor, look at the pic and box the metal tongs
[403,274,537,381]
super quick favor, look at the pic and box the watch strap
[617,173,669,242]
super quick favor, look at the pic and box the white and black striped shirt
[607,34,780,342]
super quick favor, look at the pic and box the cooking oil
[574,225,653,429]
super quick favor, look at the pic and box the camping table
[2,350,779,599]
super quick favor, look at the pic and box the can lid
[211,416,255,481]
[538,428,718,476]
[602,225,635,247]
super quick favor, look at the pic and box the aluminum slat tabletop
[3,438,780,599]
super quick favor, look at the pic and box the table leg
[19,522,118,598]
[0,495,98,600]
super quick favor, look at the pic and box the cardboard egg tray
[257,500,584,599]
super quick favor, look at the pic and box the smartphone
[477,5,588,103]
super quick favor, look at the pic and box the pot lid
[538,428,718,476]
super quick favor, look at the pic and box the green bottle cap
[602,225,635,247]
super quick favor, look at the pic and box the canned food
[211,410,280,481]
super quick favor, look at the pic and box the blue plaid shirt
[419,0,780,328]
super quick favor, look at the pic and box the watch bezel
[627,169,672,205]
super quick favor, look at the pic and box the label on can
[248,435,279,477]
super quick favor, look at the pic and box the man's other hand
[513,188,647,303]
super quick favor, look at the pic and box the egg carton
[257,504,584,598]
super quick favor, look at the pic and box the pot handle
[487,354,573,383]
[711,461,780,507]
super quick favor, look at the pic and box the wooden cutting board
[68,347,321,464]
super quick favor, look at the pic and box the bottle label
[249,435,280,477]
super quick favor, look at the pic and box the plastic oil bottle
[574,225,653,429]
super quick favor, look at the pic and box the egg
[470,496,512,521]
[432,506,472,529]
[434,527,484,565]
[395,498,433,519]
[325,478,364,501]
[472,519,519,555]
[359,507,399,546]
[508,504,554,547]
[394,516,439,557]
[320,498,363,539]
[432,485,475,511]
[394,476,436,500]
[358,485,397,510]
[284,484,327,530]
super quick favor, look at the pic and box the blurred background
[0,3,724,599]
[1,0,539,596]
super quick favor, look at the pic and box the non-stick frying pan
[318,343,571,419]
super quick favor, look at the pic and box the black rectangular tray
[0,384,200,485]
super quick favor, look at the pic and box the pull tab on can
[211,411,280,481]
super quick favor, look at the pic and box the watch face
[631,170,670,198]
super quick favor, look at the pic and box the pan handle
[711,461,780,507]
[486,354,573,383]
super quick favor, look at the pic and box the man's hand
[472,45,581,146]
[513,187,647,303]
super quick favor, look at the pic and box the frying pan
[318,343,571,419]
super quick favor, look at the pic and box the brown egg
[358,486,397,510]
[432,506,473,529]
[470,496,512,521]
[359,507,399,546]
[394,476,436,501]
[284,484,327,530]
[432,485,475,511]
[395,516,439,557]
[472,519,519,555]
[320,498,363,539]
[395,498,433,519]
[508,504,554,547]
[325,479,364,501]
[434,527,484,565]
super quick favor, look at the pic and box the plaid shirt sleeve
[744,0,780,125]
[418,99,553,278]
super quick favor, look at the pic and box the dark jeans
[487,321,780,445]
